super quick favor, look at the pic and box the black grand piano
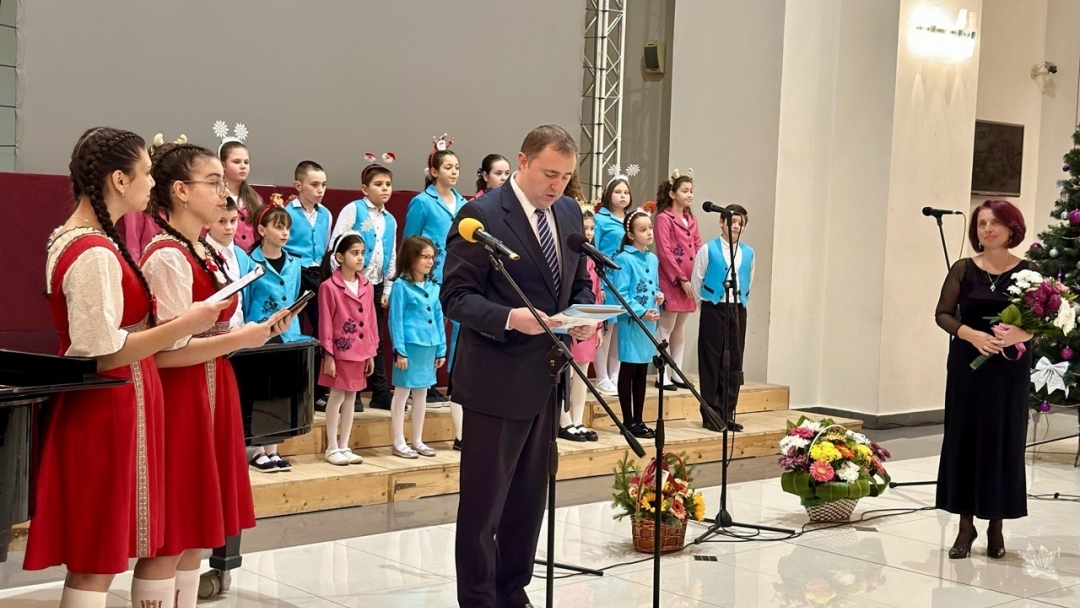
[0,335,316,598]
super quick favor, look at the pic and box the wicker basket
[631,518,685,554]
[805,498,858,522]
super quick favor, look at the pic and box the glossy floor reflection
[3,454,1080,607]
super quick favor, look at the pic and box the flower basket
[612,451,705,554]
[777,417,891,519]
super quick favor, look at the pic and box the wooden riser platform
[279,379,789,457]
[251,411,860,518]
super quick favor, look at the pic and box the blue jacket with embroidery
[402,184,466,282]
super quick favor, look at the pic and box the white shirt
[329,198,397,295]
[691,237,755,304]
[207,236,247,329]
[343,278,359,296]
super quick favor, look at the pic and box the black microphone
[567,232,621,271]
[922,207,963,218]
[702,201,734,217]
[459,218,520,260]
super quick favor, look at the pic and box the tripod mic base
[694,511,795,544]
[534,558,604,577]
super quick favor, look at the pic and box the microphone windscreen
[566,232,587,253]
[458,217,484,243]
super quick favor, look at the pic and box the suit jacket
[441,181,594,420]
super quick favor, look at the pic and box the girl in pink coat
[560,204,604,442]
[653,170,702,390]
[317,232,379,466]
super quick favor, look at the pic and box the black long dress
[935,257,1032,520]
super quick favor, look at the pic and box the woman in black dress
[935,199,1033,560]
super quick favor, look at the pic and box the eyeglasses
[184,179,230,196]
[419,254,435,261]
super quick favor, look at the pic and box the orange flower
[836,445,855,460]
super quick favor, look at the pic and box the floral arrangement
[612,452,705,529]
[778,417,891,507]
[971,269,1078,369]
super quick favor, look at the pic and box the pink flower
[790,427,815,439]
[810,460,835,483]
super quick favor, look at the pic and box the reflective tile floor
[4,450,1080,607]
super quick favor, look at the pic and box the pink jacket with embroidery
[653,208,703,313]
[317,269,379,362]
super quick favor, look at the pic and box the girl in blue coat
[612,209,664,439]
[242,197,311,472]
[593,177,634,395]
[388,236,447,459]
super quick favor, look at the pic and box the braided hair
[147,137,227,288]
[68,127,153,297]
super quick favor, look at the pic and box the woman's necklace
[985,269,1003,292]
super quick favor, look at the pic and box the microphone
[922,207,963,218]
[702,201,734,217]
[458,218,520,260]
[567,232,621,271]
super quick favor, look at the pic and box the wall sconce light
[910,6,978,62]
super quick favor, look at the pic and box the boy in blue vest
[285,160,333,337]
[328,163,398,410]
[691,204,754,432]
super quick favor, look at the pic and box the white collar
[364,198,386,214]
[207,237,235,257]
[510,172,544,216]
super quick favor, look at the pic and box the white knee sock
[411,389,428,449]
[324,389,346,452]
[391,386,410,451]
[59,588,108,608]
[173,569,200,608]
[339,391,357,448]
[130,576,175,608]
[570,367,588,426]
[449,401,463,441]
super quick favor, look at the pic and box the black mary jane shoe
[948,531,977,560]
[672,379,691,389]
[653,381,678,391]
[558,426,588,442]
[629,423,656,439]
[576,425,599,441]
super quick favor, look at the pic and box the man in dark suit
[441,125,596,608]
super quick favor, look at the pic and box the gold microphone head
[458,217,484,243]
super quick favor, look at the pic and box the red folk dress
[654,208,703,313]
[25,228,166,574]
[141,236,255,555]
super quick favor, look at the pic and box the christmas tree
[1022,126,1080,412]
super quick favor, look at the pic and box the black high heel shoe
[948,530,977,560]
[987,522,1006,559]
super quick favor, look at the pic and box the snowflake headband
[213,120,249,155]
[668,167,693,184]
[606,162,640,186]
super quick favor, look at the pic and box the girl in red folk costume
[318,232,379,465]
[653,169,701,391]
[138,135,293,608]
[25,128,227,608]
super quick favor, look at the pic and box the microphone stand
[695,231,795,544]
[592,261,727,608]
[891,212,955,488]
[483,252,646,608]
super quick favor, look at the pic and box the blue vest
[244,247,306,343]
[284,202,332,268]
[701,239,753,305]
[402,185,466,283]
[349,199,397,278]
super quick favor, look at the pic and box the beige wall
[14,1,584,190]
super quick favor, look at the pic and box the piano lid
[0,349,127,402]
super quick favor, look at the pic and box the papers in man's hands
[549,304,624,334]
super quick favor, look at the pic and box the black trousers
[367,281,391,395]
[456,400,552,608]
[299,266,322,337]
[698,302,747,423]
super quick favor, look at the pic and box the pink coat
[317,270,379,363]
[120,211,164,263]
[570,258,603,362]
[654,208,703,312]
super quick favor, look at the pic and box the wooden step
[278,380,790,458]
[252,410,859,518]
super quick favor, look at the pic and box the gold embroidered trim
[194,321,231,338]
[205,358,217,426]
[130,361,151,557]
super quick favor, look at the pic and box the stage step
[251,410,859,518]
[278,379,790,458]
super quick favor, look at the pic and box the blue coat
[594,207,626,301]
[348,199,397,278]
[244,247,305,343]
[403,184,467,282]
[388,277,447,357]
[611,245,661,364]
[284,201,332,268]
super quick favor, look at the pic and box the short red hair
[969,199,1025,251]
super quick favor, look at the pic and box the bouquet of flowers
[611,452,705,530]
[778,417,891,508]
[971,270,1078,370]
